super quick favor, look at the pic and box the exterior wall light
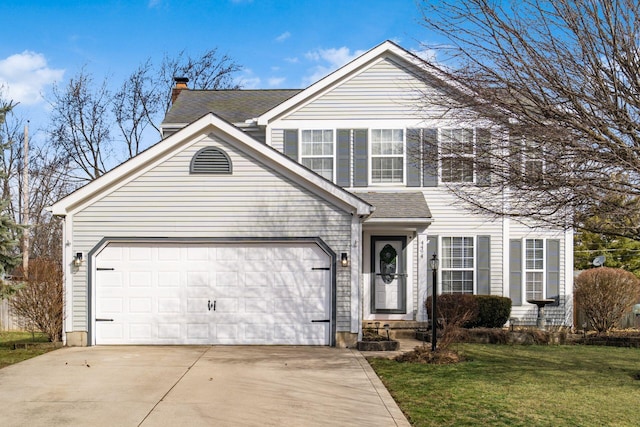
[74,252,83,267]
[341,252,349,267]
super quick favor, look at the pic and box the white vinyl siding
[70,134,353,332]
[283,58,450,121]
[370,129,404,183]
[300,129,334,180]
[441,237,474,294]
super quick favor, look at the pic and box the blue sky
[0,0,432,127]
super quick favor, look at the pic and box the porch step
[363,321,428,339]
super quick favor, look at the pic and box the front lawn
[0,331,58,369]
[369,344,640,426]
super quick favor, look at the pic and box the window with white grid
[371,129,404,183]
[525,239,544,300]
[300,130,334,180]
[441,237,474,294]
[441,128,474,183]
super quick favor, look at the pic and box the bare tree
[52,49,242,180]
[156,48,242,115]
[49,69,111,181]
[113,60,162,158]
[417,0,640,239]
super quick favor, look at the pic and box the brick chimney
[171,77,189,104]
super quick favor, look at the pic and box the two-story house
[49,41,573,347]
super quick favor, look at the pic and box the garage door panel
[186,272,209,287]
[158,271,181,287]
[187,323,209,339]
[158,323,181,339]
[158,298,181,313]
[95,242,331,345]
[129,297,152,313]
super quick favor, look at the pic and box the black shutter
[283,129,299,161]
[353,129,368,187]
[406,129,421,187]
[476,128,491,186]
[477,235,491,295]
[509,239,523,306]
[336,129,351,187]
[546,239,560,305]
[423,128,438,187]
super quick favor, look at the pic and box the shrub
[468,295,512,328]
[575,267,640,333]
[426,293,479,327]
[9,259,63,342]
[426,294,479,350]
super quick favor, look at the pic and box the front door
[371,236,406,313]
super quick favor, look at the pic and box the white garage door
[94,242,332,345]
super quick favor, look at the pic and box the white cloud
[275,32,291,42]
[235,69,261,89]
[302,46,365,86]
[284,57,299,64]
[267,77,285,87]
[0,51,64,106]
[411,47,438,63]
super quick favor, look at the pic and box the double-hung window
[525,239,544,300]
[371,129,404,183]
[441,129,474,183]
[300,130,334,180]
[441,237,474,294]
[523,141,544,183]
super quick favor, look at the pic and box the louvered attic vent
[190,147,232,174]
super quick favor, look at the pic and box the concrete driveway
[0,345,410,426]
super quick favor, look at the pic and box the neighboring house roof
[357,192,432,225]
[48,112,373,217]
[163,89,302,126]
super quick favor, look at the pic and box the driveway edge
[350,350,411,427]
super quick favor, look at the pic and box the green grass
[0,331,57,369]
[369,344,640,427]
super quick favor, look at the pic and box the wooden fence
[0,298,22,331]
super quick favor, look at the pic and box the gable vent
[190,147,232,174]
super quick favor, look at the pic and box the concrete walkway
[0,345,410,427]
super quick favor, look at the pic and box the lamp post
[430,253,438,352]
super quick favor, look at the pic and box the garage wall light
[341,252,349,267]
[73,252,83,267]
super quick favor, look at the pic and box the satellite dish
[592,255,606,267]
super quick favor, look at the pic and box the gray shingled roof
[356,192,432,220]
[163,89,302,125]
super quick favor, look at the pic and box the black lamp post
[430,253,438,352]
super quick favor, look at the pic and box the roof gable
[48,113,372,217]
[256,40,462,125]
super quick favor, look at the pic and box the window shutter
[336,129,351,187]
[546,239,560,305]
[509,132,522,181]
[406,129,421,187]
[426,235,438,298]
[353,129,368,187]
[190,147,232,174]
[283,129,299,161]
[509,239,523,306]
[476,128,491,186]
[477,235,491,295]
[422,128,438,187]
